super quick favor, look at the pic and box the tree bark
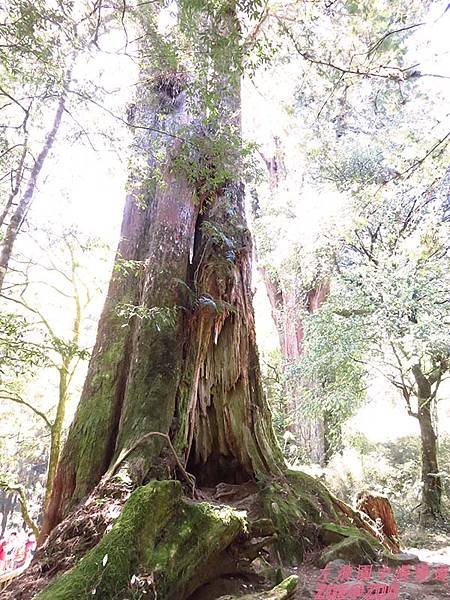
[356,491,401,552]
[41,6,285,539]
[417,398,442,524]
[411,364,442,524]
[40,89,197,536]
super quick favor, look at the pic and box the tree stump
[356,492,401,552]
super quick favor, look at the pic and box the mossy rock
[319,523,381,549]
[218,575,298,599]
[320,535,383,567]
[382,551,419,566]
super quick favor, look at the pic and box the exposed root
[2,477,132,599]
[30,480,279,600]
[5,473,398,600]
[106,430,197,496]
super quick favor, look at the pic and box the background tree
[326,170,449,524]
[0,227,105,521]
[250,0,449,475]
[249,2,447,462]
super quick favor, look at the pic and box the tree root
[7,469,395,600]
[34,480,277,600]
[105,431,197,496]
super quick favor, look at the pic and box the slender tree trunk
[0,139,28,229]
[417,396,442,525]
[410,363,443,524]
[0,483,39,537]
[43,366,68,511]
[0,69,70,292]
[43,248,83,510]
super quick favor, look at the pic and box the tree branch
[0,392,52,429]
[0,480,39,537]
[106,432,196,496]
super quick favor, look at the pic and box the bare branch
[0,480,39,537]
[367,23,425,56]
[0,392,52,429]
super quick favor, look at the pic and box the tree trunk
[10,6,392,600]
[417,397,442,525]
[253,142,330,464]
[410,364,443,524]
[0,65,71,292]
[356,491,400,552]
[43,251,83,511]
[261,262,329,464]
[41,3,286,540]
[43,367,68,511]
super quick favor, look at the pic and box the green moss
[36,481,249,600]
[147,501,247,598]
[65,303,135,508]
[260,469,342,562]
[318,522,383,566]
[319,523,382,549]
[319,537,379,566]
[36,481,180,600]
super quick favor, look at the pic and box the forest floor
[291,554,450,599]
[194,530,450,599]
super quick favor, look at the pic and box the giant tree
[4,2,395,599]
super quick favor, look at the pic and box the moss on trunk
[36,480,261,600]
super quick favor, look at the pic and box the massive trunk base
[6,470,398,600]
